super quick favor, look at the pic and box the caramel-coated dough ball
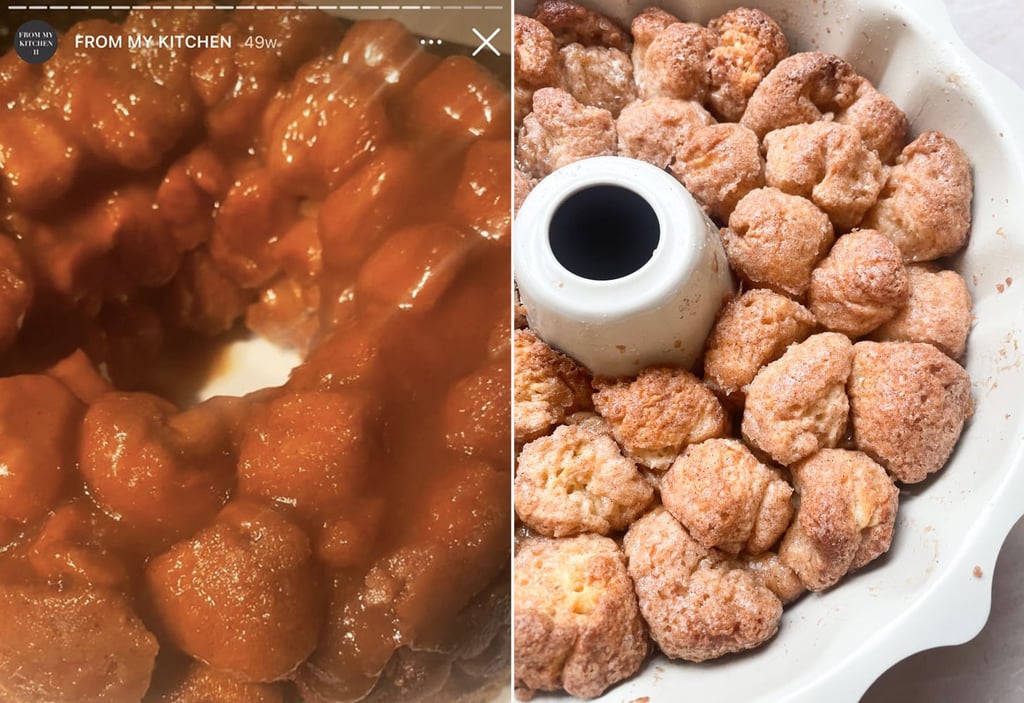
[807,229,909,338]
[149,661,285,703]
[849,341,972,483]
[514,15,560,126]
[871,264,973,359]
[514,534,648,700]
[672,122,765,223]
[616,97,714,169]
[633,22,716,102]
[836,78,909,164]
[558,43,637,117]
[742,332,853,466]
[662,439,794,555]
[514,329,593,445]
[861,131,973,262]
[779,449,898,591]
[740,52,861,139]
[515,422,654,537]
[703,289,817,404]
[516,88,616,179]
[532,0,632,50]
[721,187,835,297]
[764,121,884,230]
[592,367,729,471]
[623,508,782,662]
[0,237,33,352]
[707,7,790,122]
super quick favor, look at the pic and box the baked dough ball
[514,534,647,700]
[532,0,632,50]
[514,15,560,126]
[807,229,909,337]
[559,43,637,117]
[861,131,973,262]
[629,7,681,83]
[515,422,654,537]
[735,551,806,605]
[740,52,861,139]
[764,121,883,230]
[848,341,972,483]
[707,7,790,122]
[592,367,729,471]
[836,78,909,164]
[871,264,972,359]
[672,123,765,223]
[514,169,534,215]
[623,508,782,662]
[721,187,835,297]
[778,449,898,591]
[661,439,794,555]
[616,97,713,169]
[703,289,817,404]
[514,328,592,445]
[516,88,616,179]
[742,332,853,466]
[149,661,284,703]
[634,22,716,102]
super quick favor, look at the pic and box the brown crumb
[973,565,983,578]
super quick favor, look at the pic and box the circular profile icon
[14,20,58,64]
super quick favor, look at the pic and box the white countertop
[862,1,1024,701]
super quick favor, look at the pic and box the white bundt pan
[513,0,1024,700]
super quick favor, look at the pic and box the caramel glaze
[0,7,511,703]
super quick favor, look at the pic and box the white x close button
[472,27,501,57]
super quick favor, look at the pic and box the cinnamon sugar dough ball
[871,264,972,359]
[514,328,592,445]
[740,52,861,140]
[558,43,637,117]
[778,449,898,591]
[516,88,616,179]
[764,121,884,231]
[807,229,909,338]
[672,122,765,223]
[514,169,534,216]
[662,439,794,555]
[514,15,560,126]
[514,534,647,700]
[515,422,654,537]
[616,97,713,169]
[633,21,716,102]
[836,78,909,164]
[742,332,854,466]
[592,367,729,471]
[623,507,782,662]
[707,7,790,122]
[532,0,632,50]
[849,341,972,483]
[861,131,973,262]
[735,551,806,605]
[721,187,835,297]
[703,289,817,405]
[629,6,679,80]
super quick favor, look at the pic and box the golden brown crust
[764,121,883,231]
[778,449,898,591]
[871,264,973,359]
[516,88,616,179]
[514,169,534,216]
[661,438,794,555]
[861,131,973,262]
[515,422,655,537]
[514,535,648,700]
[622,508,782,662]
[592,367,729,471]
[629,6,680,81]
[514,15,561,126]
[740,52,861,139]
[807,229,909,337]
[703,289,817,405]
[848,341,972,483]
[615,98,714,169]
[634,22,716,102]
[532,0,632,51]
[707,7,790,122]
[514,328,592,445]
[734,551,806,605]
[672,122,765,223]
[558,43,637,117]
[836,77,909,164]
[721,187,835,297]
[742,332,853,466]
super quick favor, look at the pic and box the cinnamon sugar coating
[778,449,898,591]
[514,535,648,700]
[514,15,561,126]
[558,43,637,117]
[616,98,713,169]
[735,552,806,605]
[742,332,853,466]
[514,329,592,445]
[633,22,716,102]
[707,7,790,122]
[871,264,972,359]
[836,78,909,164]
[672,122,765,223]
[532,0,632,50]
[516,88,616,179]
[848,341,972,483]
